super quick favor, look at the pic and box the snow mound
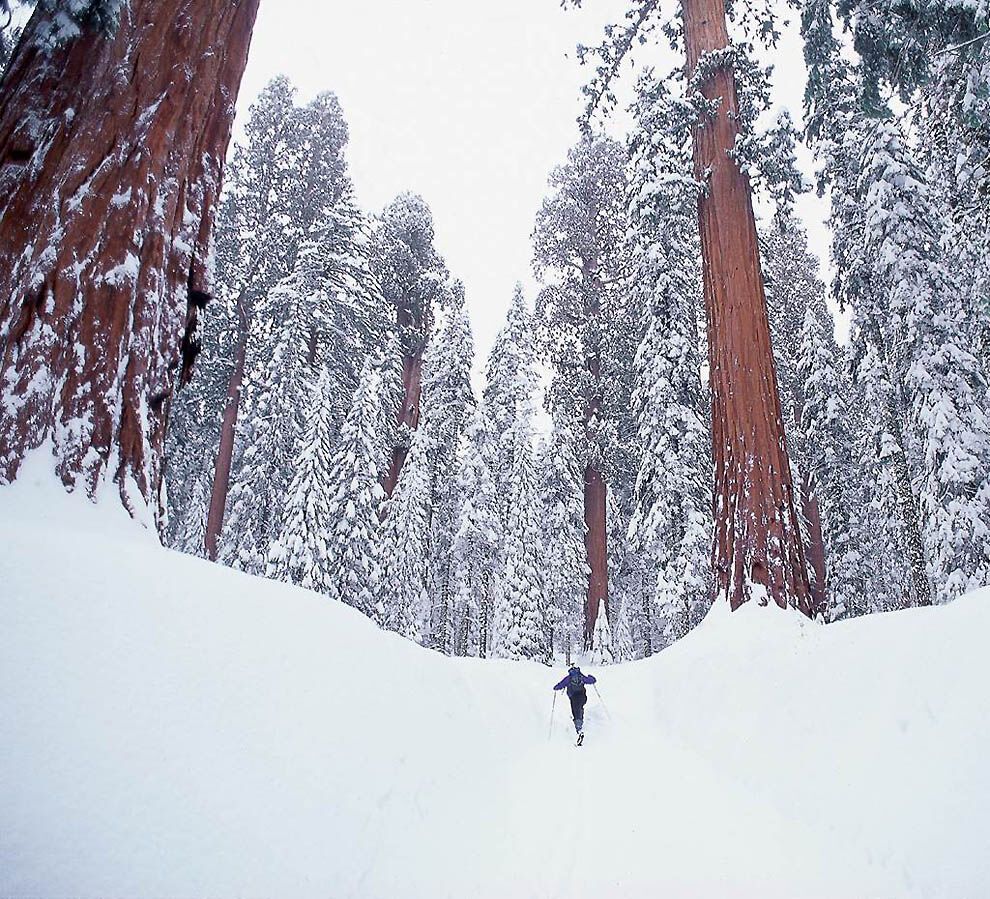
[2,480,989,898]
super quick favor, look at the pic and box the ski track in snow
[2,465,989,898]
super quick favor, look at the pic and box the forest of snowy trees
[1,0,989,665]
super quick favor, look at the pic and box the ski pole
[593,684,612,721]
[548,691,557,741]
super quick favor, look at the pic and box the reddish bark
[581,256,609,644]
[683,0,812,614]
[584,464,608,647]
[382,353,423,498]
[204,295,250,561]
[801,472,828,617]
[0,0,259,523]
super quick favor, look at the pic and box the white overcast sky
[236,0,834,371]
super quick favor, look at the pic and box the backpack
[566,669,586,696]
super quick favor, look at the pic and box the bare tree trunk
[0,0,259,524]
[801,472,828,617]
[584,464,609,647]
[683,0,812,614]
[382,353,423,497]
[581,255,610,645]
[204,294,249,560]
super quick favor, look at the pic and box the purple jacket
[554,670,596,691]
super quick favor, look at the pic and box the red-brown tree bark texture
[382,353,423,499]
[682,0,813,614]
[801,471,828,618]
[584,465,608,647]
[0,0,259,523]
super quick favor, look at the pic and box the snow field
[2,471,989,897]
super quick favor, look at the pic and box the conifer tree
[449,409,500,657]
[483,284,540,503]
[589,607,616,665]
[373,193,449,497]
[323,355,391,616]
[265,367,338,594]
[419,285,476,651]
[565,0,813,614]
[762,212,842,616]
[801,1,926,611]
[166,80,355,559]
[857,119,990,602]
[623,72,712,655]
[795,306,866,620]
[492,424,548,663]
[377,427,433,641]
[533,135,638,647]
[484,288,547,662]
[539,419,589,663]
[210,190,386,571]
[0,0,259,523]
[221,306,311,575]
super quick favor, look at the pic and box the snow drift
[2,467,989,898]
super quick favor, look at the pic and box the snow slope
[2,468,989,898]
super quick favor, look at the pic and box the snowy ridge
[1,476,989,898]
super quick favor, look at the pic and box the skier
[553,665,596,745]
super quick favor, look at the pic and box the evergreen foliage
[323,355,391,616]
[622,71,711,657]
[420,285,476,652]
[377,427,433,640]
[449,409,500,657]
[539,419,589,663]
[857,119,990,601]
[265,367,338,594]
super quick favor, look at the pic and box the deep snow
[2,464,989,898]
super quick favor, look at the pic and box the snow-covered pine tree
[800,1,921,612]
[762,212,851,617]
[621,71,711,657]
[323,354,392,616]
[0,0,259,524]
[211,191,387,571]
[492,419,548,663]
[795,305,868,620]
[539,418,589,664]
[419,283,476,652]
[482,288,548,662]
[565,0,814,614]
[533,135,638,648]
[483,284,540,511]
[449,408,500,657]
[265,366,338,594]
[372,193,449,497]
[220,303,312,575]
[165,80,355,559]
[921,45,990,378]
[856,118,990,602]
[376,427,433,641]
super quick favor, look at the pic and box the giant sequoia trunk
[801,472,828,617]
[582,259,609,646]
[0,0,259,524]
[382,352,423,498]
[683,0,812,614]
[584,465,608,647]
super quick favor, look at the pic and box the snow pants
[568,690,587,733]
